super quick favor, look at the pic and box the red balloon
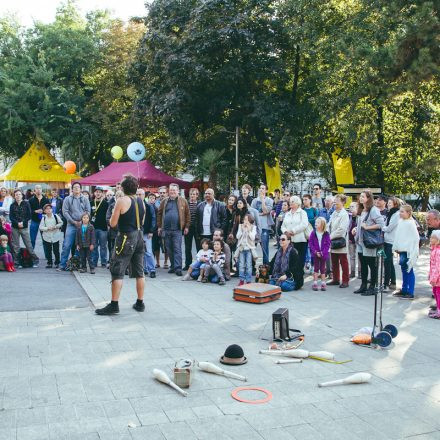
[63,161,76,174]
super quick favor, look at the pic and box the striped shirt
[189,201,198,226]
[209,252,225,270]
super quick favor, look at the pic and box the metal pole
[235,126,239,190]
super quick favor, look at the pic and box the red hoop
[231,386,273,404]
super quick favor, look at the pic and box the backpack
[66,255,81,271]
[18,248,33,268]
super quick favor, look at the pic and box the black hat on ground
[220,344,247,366]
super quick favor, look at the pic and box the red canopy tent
[78,160,194,189]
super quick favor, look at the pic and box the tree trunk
[421,192,430,211]
[374,102,385,190]
[292,44,300,105]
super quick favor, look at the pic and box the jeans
[92,229,108,266]
[143,234,156,273]
[260,229,270,265]
[60,224,78,269]
[383,242,396,286]
[30,220,41,249]
[164,230,183,271]
[42,240,60,265]
[79,248,93,270]
[205,263,225,283]
[399,252,415,295]
[238,250,252,282]
[269,278,295,292]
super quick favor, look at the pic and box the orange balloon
[63,161,76,174]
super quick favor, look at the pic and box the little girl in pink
[429,230,440,319]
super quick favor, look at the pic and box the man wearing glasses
[312,184,325,209]
[155,186,169,268]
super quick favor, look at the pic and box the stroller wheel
[383,324,398,338]
[374,331,392,347]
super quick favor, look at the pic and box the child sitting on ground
[308,217,331,291]
[76,212,95,274]
[182,238,212,281]
[429,230,440,319]
[0,234,15,271]
[202,239,226,285]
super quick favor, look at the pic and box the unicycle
[370,249,398,347]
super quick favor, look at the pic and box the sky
[0,0,148,27]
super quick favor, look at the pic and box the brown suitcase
[233,283,281,304]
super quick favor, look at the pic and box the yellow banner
[332,149,354,207]
[264,160,282,194]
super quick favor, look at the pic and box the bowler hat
[220,344,247,365]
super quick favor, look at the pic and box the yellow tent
[0,141,79,184]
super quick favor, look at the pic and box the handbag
[331,237,346,249]
[362,210,384,249]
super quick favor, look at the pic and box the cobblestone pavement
[1,245,439,440]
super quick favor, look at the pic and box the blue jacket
[143,201,156,234]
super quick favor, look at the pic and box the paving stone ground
[1,241,440,440]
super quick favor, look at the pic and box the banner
[264,160,282,194]
[332,149,354,207]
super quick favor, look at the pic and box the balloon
[111,145,123,160]
[63,161,76,174]
[127,142,146,162]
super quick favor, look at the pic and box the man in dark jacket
[29,184,49,249]
[137,188,157,278]
[195,188,227,244]
[184,188,201,270]
[157,183,190,276]
[91,187,109,268]
[9,189,39,267]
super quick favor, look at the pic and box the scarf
[273,244,293,278]
[386,207,399,226]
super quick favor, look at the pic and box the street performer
[95,174,146,315]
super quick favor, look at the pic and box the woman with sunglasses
[268,233,304,291]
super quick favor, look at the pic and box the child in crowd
[234,214,257,286]
[182,238,212,281]
[76,212,95,274]
[308,217,331,291]
[429,230,440,319]
[202,239,226,285]
[0,234,15,271]
[39,204,62,268]
[392,204,419,300]
[0,216,11,243]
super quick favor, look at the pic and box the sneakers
[150,272,156,279]
[201,277,208,283]
[393,290,404,297]
[238,280,245,286]
[197,275,202,282]
[90,269,95,274]
[79,268,86,273]
[219,279,225,286]
[133,301,145,312]
[182,273,192,281]
[95,303,119,315]
[389,283,397,290]
[429,311,440,319]
[175,270,183,276]
[32,262,39,268]
[321,283,326,291]
[399,293,414,300]
[312,282,318,291]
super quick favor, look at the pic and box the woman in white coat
[281,195,309,265]
[328,194,350,288]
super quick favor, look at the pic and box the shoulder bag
[362,209,384,249]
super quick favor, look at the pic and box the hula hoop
[231,386,273,404]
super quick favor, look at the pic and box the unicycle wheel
[374,331,392,347]
[383,324,398,338]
